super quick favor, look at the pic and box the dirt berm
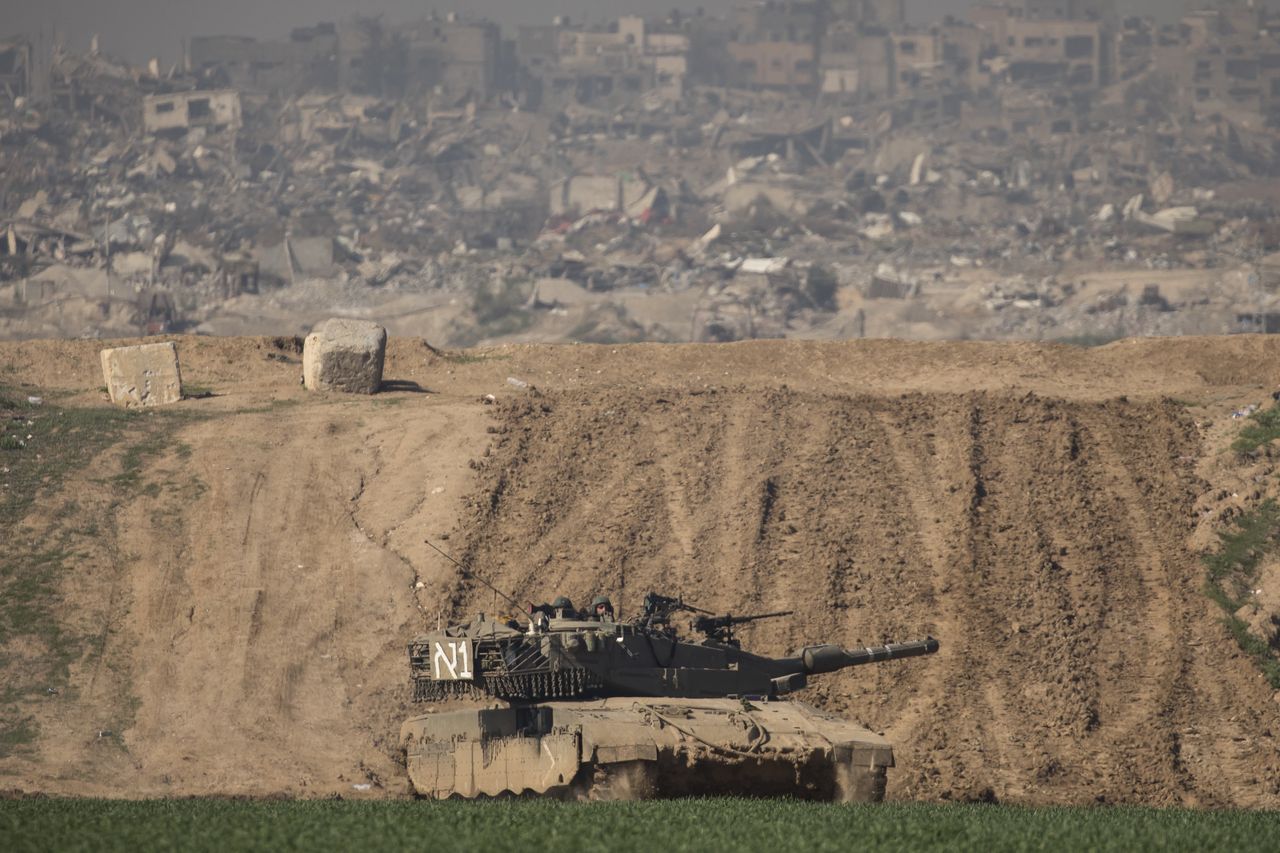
[2,336,1280,807]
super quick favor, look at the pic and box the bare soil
[2,335,1280,806]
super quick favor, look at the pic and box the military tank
[400,591,938,801]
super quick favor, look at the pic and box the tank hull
[399,697,893,801]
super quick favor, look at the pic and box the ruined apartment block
[728,40,817,90]
[188,25,338,94]
[1185,37,1280,117]
[971,2,1116,89]
[938,23,996,92]
[820,24,894,97]
[0,39,31,98]
[1181,1,1266,47]
[523,15,689,109]
[403,17,503,100]
[728,1,823,91]
[142,90,242,134]
[1005,19,1113,87]
[1165,4,1280,119]
[890,31,947,91]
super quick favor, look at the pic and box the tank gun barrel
[796,638,939,675]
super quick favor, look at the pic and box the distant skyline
[0,1,1233,66]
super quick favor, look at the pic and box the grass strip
[2,799,1278,853]
[0,387,199,754]
[1232,405,1280,453]
[1201,499,1280,690]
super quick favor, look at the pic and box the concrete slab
[99,341,183,407]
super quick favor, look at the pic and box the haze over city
[2,0,1210,63]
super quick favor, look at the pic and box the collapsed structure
[4,1,1280,344]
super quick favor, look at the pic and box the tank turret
[407,602,937,703]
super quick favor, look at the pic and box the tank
[399,592,938,801]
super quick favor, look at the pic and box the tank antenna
[424,538,521,609]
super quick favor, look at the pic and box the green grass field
[1,799,1278,853]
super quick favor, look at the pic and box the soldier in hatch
[590,595,615,622]
[530,596,578,619]
[551,595,578,619]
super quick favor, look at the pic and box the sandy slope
[2,335,1280,804]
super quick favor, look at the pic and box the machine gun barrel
[693,610,794,635]
[797,638,939,675]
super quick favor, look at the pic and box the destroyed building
[889,31,947,90]
[1005,18,1114,87]
[521,15,689,108]
[188,15,506,101]
[972,3,1117,88]
[1183,35,1280,118]
[142,90,242,135]
[0,39,31,98]
[188,25,339,94]
[728,2,823,91]
[1166,3,1280,122]
[402,17,505,100]
[820,24,894,97]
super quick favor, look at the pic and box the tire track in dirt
[705,396,759,596]
[37,400,482,798]
[870,399,991,801]
[676,392,780,611]
[744,393,841,625]
[873,400,969,798]
[1085,410,1190,801]
[1095,401,1273,807]
[940,398,1020,799]
[654,424,699,571]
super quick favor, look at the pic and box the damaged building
[189,15,506,101]
[972,2,1117,88]
[188,25,339,94]
[402,17,505,101]
[520,16,688,108]
[143,90,242,135]
[0,39,31,98]
[728,1,823,91]
[1168,3,1280,121]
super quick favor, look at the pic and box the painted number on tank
[431,639,474,681]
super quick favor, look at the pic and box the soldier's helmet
[592,595,614,617]
[551,595,575,615]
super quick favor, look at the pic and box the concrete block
[550,176,622,217]
[303,319,387,394]
[99,341,183,407]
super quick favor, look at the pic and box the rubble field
[9,10,1280,349]
[2,334,1280,807]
